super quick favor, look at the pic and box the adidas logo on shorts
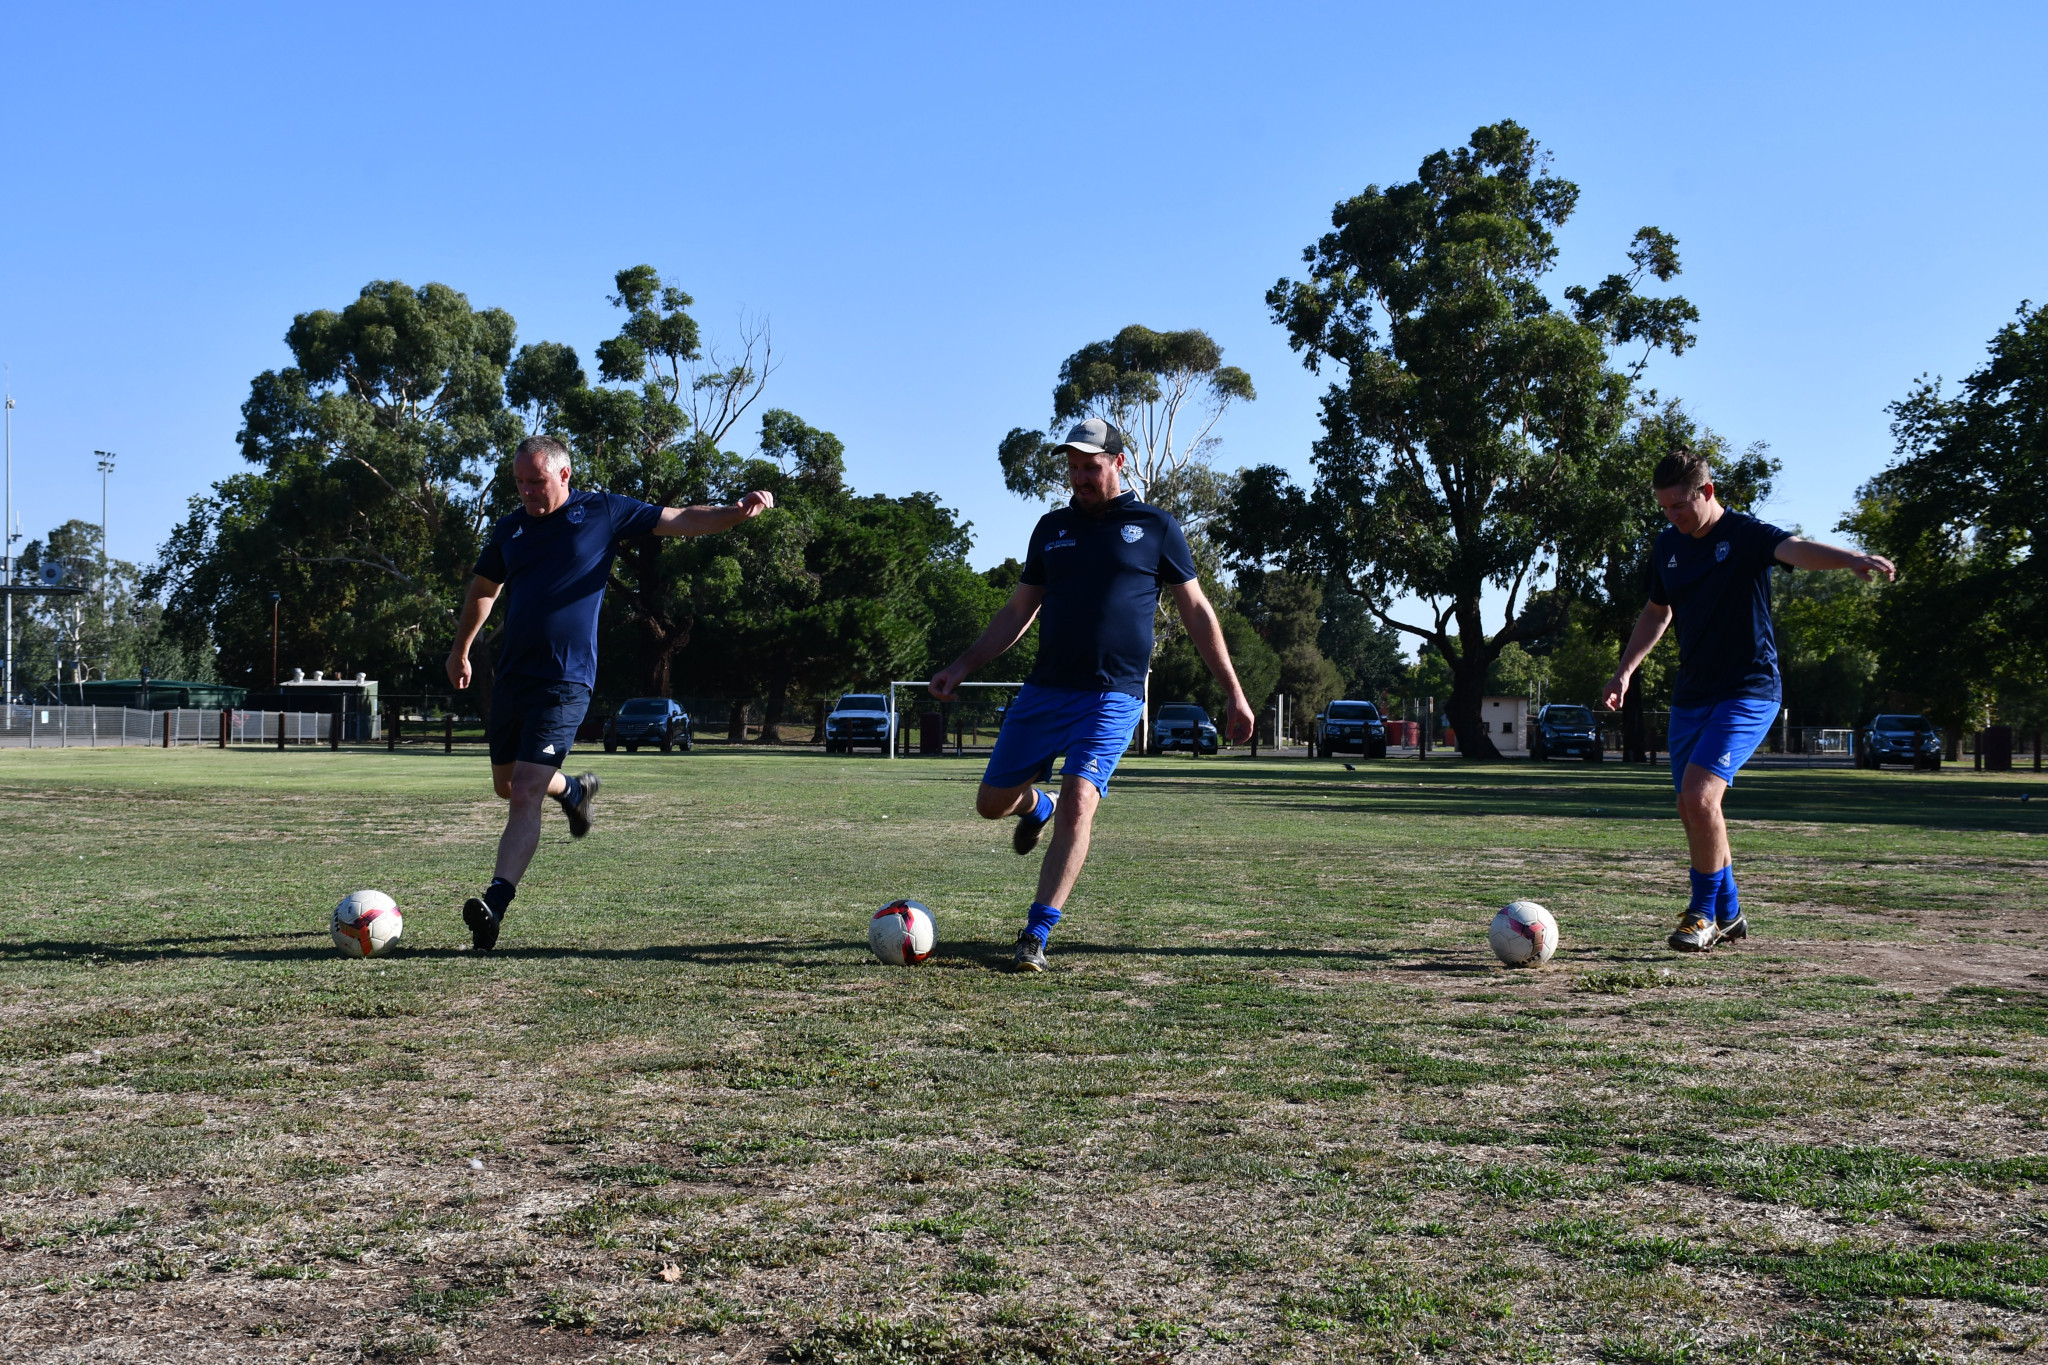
[541,744,556,755]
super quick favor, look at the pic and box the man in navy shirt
[446,434,773,950]
[930,419,1255,971]
[1600,449,1892,953]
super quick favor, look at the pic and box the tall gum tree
[1266,120,1698,758]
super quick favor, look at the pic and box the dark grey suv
[604,697,692,753]
[1531,704,1603,762]
[1150,703,1219,756]
[1856,714,1942,770]
[1316,700,1387,759]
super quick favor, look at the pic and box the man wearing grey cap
[930,418,1255,971]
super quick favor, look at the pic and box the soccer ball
[332,890,403,958]
[1488,900,1558,966]
[868,899,937,966]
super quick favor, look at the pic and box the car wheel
[660,739,673,754]
[1370,742,1387,760]
[604,740,617,753]
[1586,749,1603,763]
[625,743,638,753]
[681,736,693,752]
[1318,743,1331,759]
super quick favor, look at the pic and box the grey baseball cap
[1056,418,1125,457]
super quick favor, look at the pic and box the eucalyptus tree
[997,325,1254,525]
[153,280,523,693]
[1266,120,1699,758]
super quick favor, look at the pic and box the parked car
[1150,702,1219,756]
[1856,713,1942,770]
[1531,704,1603,762]
[603,697,691,753]
[824,693,895,754]
[1315,700,1388,759]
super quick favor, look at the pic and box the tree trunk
[1443,618,1503,761]
[1622,670,1646,763]
[757,675,788,744]
[726,702,748,742]
[812,695,828,745]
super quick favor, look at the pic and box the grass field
[3,746,2048,1364]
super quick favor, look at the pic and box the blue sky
[1,2,2041,643]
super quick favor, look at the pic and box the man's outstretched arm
[928,585,1045,700]
[654,490,776,537]
[446,575,502,689]
[1168,578,1256,742]
[1774,537,1895,580]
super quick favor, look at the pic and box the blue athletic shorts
[1667,697,1779,790]
[983,684,1144,797]
[487,678,591,769]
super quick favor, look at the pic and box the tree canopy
[1263,120,1699,757]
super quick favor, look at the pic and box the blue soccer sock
[1030,788,1054,824]
[1686,868,1718,920]
[1026,901,1062,946]
[1715,866,1741,924]
[482,877,517,916]
[555,773,584,809]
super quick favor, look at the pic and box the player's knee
[1677,785,1720,823]
[508,772,552,806]
[975,789,1016,820]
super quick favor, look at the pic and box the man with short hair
[446,434,773,951]
[930,418,1255,971]
[1600,449,1893,953]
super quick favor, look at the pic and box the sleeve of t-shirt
[1019,519,1047,587]
[607,493,664,541]
[472,518,510,583]
[1745,516,1794,568]
[1157,515,1198,586]
[1647,539,1670,606]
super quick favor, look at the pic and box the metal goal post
[883,681,1027,760]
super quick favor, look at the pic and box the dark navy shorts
[983,683,1144,797]
[487,678,591,769]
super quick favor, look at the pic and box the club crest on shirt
[1715,541,1729,562]
[1121,524,1144,543]
[566,506,586,525]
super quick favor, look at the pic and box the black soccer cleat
[562,771,601,839]
[1012,929,1048,973]
[1013,790,1055,856]
[1667,909,1720,953]
[463,897,503,953]
[1718,914,1748,945]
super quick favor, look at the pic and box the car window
[1157,705,1208,722]
[619,700,667,716]
[1545,707,1594,727]
[838,695,886,711]
[1874,715,1933,732]
[1326,702,1376,720]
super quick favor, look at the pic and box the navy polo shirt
[472,488,662,688]
[1019,491,1198,697]
[1648,510,1794,709]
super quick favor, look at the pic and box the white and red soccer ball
[868,899,936,966]
[1489,899,1558,966]
[332,890,403,958]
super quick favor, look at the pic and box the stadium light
[94,451,115,607]
[270,591,281,688]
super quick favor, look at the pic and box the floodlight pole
[3,386,12,706]
[270,591,281,688]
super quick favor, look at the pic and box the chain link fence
[0,705,372,748]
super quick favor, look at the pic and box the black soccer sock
[555,773,584,809]
[482,877,517,916]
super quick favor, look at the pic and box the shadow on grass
[0,933,1492,974]
[1112,765,2045,833]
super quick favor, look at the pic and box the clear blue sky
[2,2,2042,629]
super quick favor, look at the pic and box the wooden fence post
[330,705,342,751]
[388,712,398,751]
[276,712,286,751]
[219,708,229,749]
[444,714,453,755]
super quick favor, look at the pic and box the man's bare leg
[1676,763,1730,873]
[493,761,569,885]
[1671,762,1742,949]
[1034,775,1099,909]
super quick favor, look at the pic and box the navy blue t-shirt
[472,488,662,688]
[1649,510,1794,709]
[1019,491,1198,697]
